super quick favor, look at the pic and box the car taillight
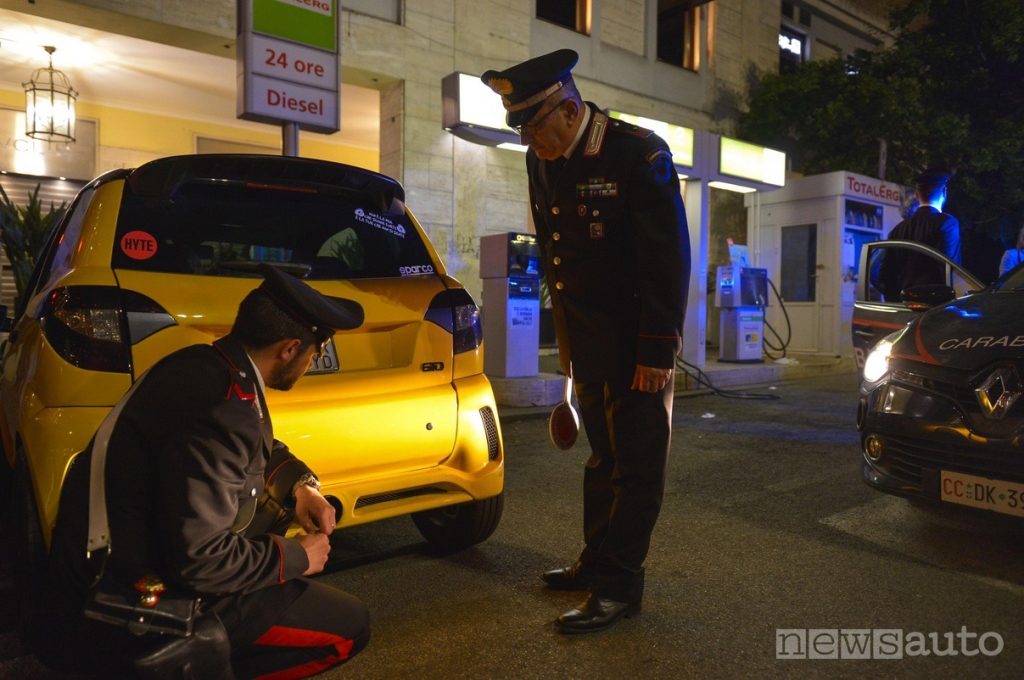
[40,286,175,373]
[425,289,482,354]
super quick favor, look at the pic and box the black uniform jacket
[879,205,961,300]
[50,335,313,605]
[528,103,691,383]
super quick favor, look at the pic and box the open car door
[852,240,984,369]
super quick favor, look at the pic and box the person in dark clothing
[998,224,1024,276]
[879,168,961,301]
[482,50,691,634]
[43,264,370,678]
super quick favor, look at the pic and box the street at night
[4,371,1024,678]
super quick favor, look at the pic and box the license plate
[305,338,340,375]
[940,470,1024,518]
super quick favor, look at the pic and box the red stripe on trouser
[252,625,355,680]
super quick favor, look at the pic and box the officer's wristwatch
[292,472,321,496]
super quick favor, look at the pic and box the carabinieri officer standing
[483,49,691,634]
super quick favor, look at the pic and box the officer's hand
[631,364,673,393]
[294,484,336,536]
[298,533,331,576]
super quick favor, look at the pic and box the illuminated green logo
[252,0,337,51]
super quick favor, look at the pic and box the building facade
[0,0,897,354]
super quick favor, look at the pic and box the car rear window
[111,162,436,281]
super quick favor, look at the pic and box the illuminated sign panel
[455,73,513,131]
[238,0,340,133]
[441,72,524,149]
[609,111,694,168]
[719,137,785,187]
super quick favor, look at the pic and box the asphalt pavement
[4,369,1024,678]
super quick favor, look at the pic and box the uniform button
[251,488,257,497]
[553,232,561,241]
[551,206,560,215]
[555,282,564,290]
[593,209,600,217]
[553,257,561,265]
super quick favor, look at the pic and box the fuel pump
[480,232,542,377]
[715,266,768,363]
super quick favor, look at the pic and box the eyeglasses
[513,98,567,136]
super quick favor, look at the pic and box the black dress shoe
[556,593,640,634]
[541,561,592,591]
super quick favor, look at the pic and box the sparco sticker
[400,265,435,276]
[354,208,406,238]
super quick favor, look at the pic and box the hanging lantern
[23,45,78,143]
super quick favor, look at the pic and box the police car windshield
[111,181,435,280]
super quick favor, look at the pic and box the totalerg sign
[846,175,903,205]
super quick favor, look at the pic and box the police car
[853,240,1024,518]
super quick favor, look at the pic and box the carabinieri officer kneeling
[482,50,691,634]
[42,264,370,678]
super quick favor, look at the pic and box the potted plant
[0,183,67,306]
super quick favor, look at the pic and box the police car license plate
[940,470,1024,518]
[305,338,340,375]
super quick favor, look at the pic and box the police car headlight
[863,336,897,383]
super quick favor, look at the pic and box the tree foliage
[738,0,1024,276]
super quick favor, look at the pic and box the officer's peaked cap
[257,263,364,340]
[481,49,579,128]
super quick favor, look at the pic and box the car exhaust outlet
[324,495,343,522]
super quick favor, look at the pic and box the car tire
[10,450,47,654]
[412,493,504,554]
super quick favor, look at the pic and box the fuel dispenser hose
[762,277,792,361]
[673,275,792,400]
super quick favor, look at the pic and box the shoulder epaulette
[582,111,609,157]
[608,117,654,139]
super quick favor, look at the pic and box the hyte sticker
[354,208,406,238]
[120,231,158,260]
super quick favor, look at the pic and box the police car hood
[894,291,1024,370]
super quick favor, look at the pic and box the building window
[537,0,591,35]
[779,25,805,74]
[343,0,400,23]
[657,0,702,71]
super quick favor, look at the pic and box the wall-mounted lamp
[442,72,522,149]
[718,137,785,187]
[23,45,78,143]
[708,180,757,194]
[609,111,695,171]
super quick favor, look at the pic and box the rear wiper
[219,261,313,278]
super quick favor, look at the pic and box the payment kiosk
[480,232,542,377]
[715,265,768,362]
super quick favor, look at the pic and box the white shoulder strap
[86,371,150,557]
